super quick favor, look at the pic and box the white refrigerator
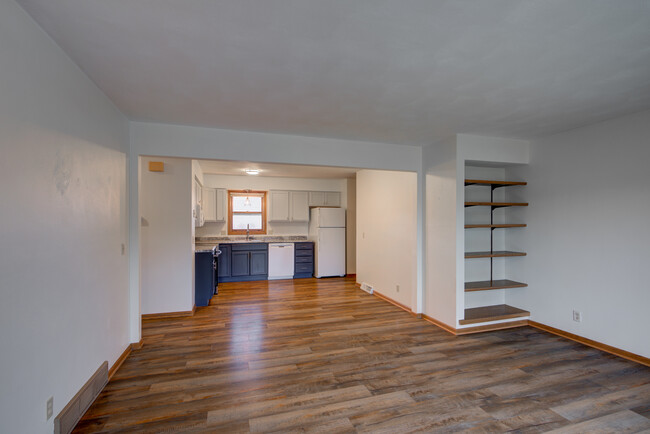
[309,207,346,278]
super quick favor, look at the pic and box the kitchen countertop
[195,236,311,251]
[197,236,309,243]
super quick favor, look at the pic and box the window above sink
[228,190,267,235]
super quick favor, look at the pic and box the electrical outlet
[396,285,400,293]
[46,397,53,420]
[572,310,582,322]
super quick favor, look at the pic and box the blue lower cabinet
[195,251,216,307]
[217,244,231,278]
[231,251,250,277]
[294,242,314,278]
[250,251,268,276]
[219,243,268,282]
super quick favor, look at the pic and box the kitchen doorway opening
[137,156,419,326]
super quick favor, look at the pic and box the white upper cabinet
[215,188,227,222]
[308,191,325,207]
[194,180,204,227]
[324,192,340,207]
[269,190,310,222]
[309,191,341,207]
[203,187,227,222]
[203,187,217,222]
[290,191,309,222]
[269,190,290,222]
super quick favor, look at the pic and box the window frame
[227,190,267,235]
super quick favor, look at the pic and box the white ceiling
[16,0,650,145]
[198,159,358,179]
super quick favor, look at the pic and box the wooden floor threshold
[456,319,530,335]
[460,304,530,325]
[465,250,526,258]
[420,314,529,336]
[465,223,527,229]
[465,279,528,292]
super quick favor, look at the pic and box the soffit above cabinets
[197,160,358,179]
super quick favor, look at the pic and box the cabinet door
[290,191,309,222]
[217,245,231,278]
[324,192,341,207]
[308,191,325,207]
[194,180,202,206]
[215,189,227,222]
[250,251,268,276]
[203,187,217,221]
[269,191,290,221]
[231,251,250,276]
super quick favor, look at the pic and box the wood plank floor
[74,277,650,433]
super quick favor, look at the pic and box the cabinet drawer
[294,242,313,250]
[295,249,313,257]
[232,243,267,251]
[295,256,312,263]
[295,263,313,273]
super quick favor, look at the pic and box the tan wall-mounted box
[148,161,164,172]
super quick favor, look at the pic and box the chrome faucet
[246,224,251,241]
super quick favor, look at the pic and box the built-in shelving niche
[462,167,529,327]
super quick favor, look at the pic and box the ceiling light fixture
[244,169,261,175]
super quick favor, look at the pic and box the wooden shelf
[462,176,530,330]
[465,251,526,258]
[465,201,528,208]
[465,279,528,292]
[465,179,527,187]
[460,304,530,325]
[465,223,526,229]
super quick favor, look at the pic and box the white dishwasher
[268,243,295,280]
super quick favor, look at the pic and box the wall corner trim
[131,339,144,350]
[141,308,196,321]
[108,346,131,381]
[421,314,457,335]
[372,290,416,317]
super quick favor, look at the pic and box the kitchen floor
[74,277,650,432]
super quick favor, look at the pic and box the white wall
[130,121,422,172]
[506,110,650,358]
[346,177,357,274]
[197,174,348,236]
[357,170,417,309]
[459,134,530,166]
[140,157,194,314]
[423,138,460,326]
[190,160,204,304]
[0,1,129,432]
